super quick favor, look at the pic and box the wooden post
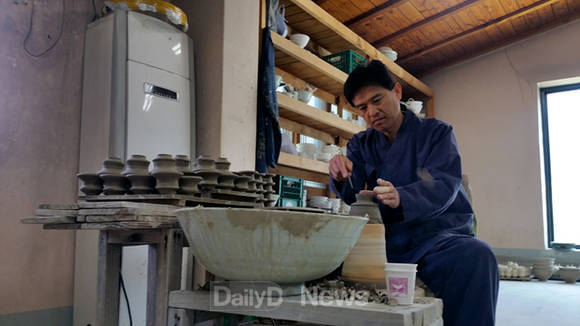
[147,229,184,326]
[96,231,122,326]
[426,97,435,117]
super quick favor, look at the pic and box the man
[329,60,499,326]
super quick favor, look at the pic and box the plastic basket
[322,50,367,74]
[275,175,303,200]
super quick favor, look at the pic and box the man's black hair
[344,59,396,106]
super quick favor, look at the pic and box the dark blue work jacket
[330,107,474,263]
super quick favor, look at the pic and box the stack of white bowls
[309,196,331,211]
[328,198,341,214]
[339,201,351,215]
[296,143,318,160]
[532,257,557,281]
[317,144,340,162]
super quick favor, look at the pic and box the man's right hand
[329,155,353,181]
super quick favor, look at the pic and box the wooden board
[35,209,77,217]
[85,215,178,223]
[277,152,329,175]
[78,207,177,217]
[169,290,443,326]
[80,194,260,208]
[280,117,336,144]
[21,216,76,224]
[278,93,364,139]
[38,203,79,210]
[43,221,179,231]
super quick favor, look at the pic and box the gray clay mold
[100,174,129,195]
[127,174,156,194]
[122,154,150,176]
[77,173,103,196]
[97,157,124,175]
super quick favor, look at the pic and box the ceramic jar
[97,157,124,175]
[179,175,203,195]
[215,157,237,190]
[122,155,150,175]
[193,155,215,171]
[151,154,183,194]
[341,192,387,287]
[233,175,251,191]
[100,174,129,195]
[77,173,103,195]
[349,192,382,224]
[341,224,387,288]
[175,155,192,174]
[127,175,156,194]
[237,171,257,193]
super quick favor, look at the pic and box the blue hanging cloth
[255,24,282,173]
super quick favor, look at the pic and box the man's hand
[372,178,400,209]
[329,155,353,182]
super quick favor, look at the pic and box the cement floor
[496,280,580,326]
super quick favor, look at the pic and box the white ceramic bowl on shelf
[289,33,310,48]
[379,47,398,61]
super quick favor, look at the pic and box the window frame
[539,82,580,249]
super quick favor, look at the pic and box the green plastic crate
[278,197,303,208]
[275,175,303,200]
[322,50,367,74]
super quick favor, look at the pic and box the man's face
[352,83,403,133]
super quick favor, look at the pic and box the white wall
[175,0,259,171]
[422,19,580,249]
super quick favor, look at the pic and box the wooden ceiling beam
[344,0,406,26]
[372,0,480,48]
[398,0,561,65]
[414,8,580,77]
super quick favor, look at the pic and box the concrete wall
[422,19,580,249]
[0,0,93,323]
[174,0,259,171]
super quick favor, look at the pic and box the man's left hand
[373,178,400,209]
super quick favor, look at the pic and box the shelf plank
[280,0,434,98]
[277,152,329,175]
[169,290,444,326]
[272,31,347,96]
[279,117,335,144]
[277,93,364,139]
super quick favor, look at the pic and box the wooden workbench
[23,198,443,326]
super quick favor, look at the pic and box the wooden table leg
[147,229,184,326]
[96,230,122,326]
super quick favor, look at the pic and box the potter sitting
[329,60,499,326]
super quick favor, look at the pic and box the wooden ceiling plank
[398,0,561,64]
[416,8,580,76]
[551,0,570,17]
[344,0,407,26]
[536,3,555,23]
[484,24,505,42]
[373,0,482,48]
[567,0,580,10]
[348,0,376,13]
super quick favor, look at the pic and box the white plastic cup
[384,263,418,305]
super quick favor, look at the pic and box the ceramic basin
[177,207,367,285]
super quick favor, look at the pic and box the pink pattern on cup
[388,277,408,297]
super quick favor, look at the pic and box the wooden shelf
[272,31,347,96]
[169,290,444,326]
[281,0,434,99]
[277,92,364,139]
[277,152,329,175]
